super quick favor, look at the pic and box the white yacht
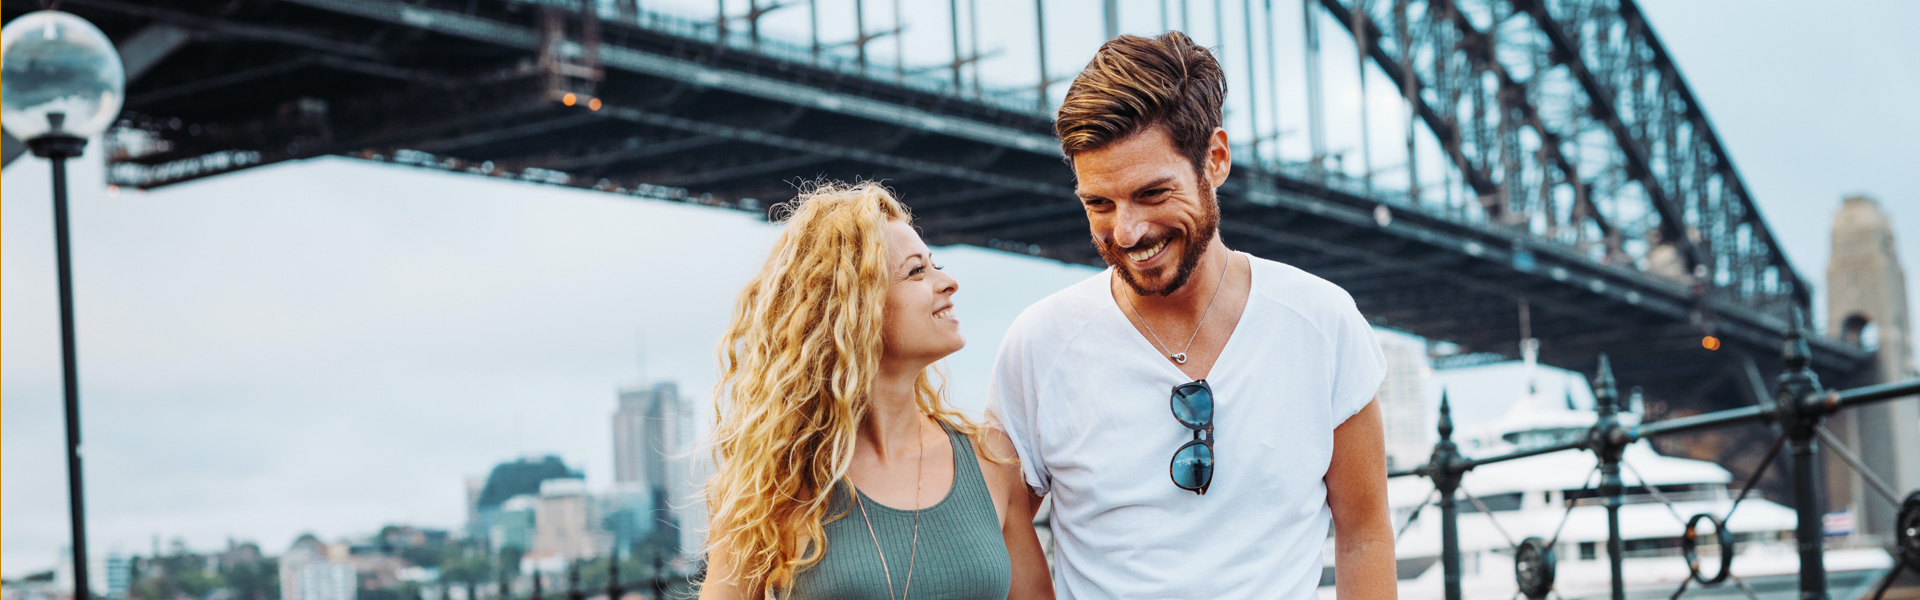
[1319,346,1894,600]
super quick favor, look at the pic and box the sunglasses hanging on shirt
[1169,380,1214,494]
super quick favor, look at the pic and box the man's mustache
[1102,233,1174,255]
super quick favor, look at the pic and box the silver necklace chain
[1122,251,1234,365]
[853,417,924,600]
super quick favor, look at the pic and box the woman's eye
[933,264,945,271]
[908,266,926,276]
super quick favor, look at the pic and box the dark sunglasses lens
[1170,442,1214,491]
[1171,384,1213,429]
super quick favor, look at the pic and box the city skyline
[4,0,1916,581]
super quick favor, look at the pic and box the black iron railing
[430,545,689,600]
[1389,308,1920,600]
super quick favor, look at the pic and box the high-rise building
[676,452,714,557]
[612,382,696,557]
[279,535,354,600]
[530,478,601,560]
[463,477,484,541]
[104,553,131,598]
[490,495,537,553]
[1376,334,1428,471]
[469,456,583,547]
[613,383,686,491]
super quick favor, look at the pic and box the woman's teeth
[1127,238,1169,262]
[934,308,955,319]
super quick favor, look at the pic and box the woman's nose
[936,268,959,296]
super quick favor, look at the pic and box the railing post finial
[1784,305,1811,372]
[1431,388,1464,600]
[1779,303,1832,600]
[1588,353,1628,600]
[1592,354,1618,419]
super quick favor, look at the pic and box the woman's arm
[979,429,1056,600]
[1327,398,1397,600]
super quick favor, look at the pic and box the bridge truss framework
[1,0,1873,433]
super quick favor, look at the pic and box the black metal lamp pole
[27,121,92,600]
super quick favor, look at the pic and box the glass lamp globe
[1,11,125,140]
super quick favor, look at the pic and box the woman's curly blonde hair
[703,181,994,596]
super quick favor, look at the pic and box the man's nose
[1113,204,1152,248]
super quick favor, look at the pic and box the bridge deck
[2,0,1871,414]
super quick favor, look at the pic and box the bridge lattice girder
[1323,0,1806,340]
[3,0,1870,416]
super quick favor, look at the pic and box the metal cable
[1668,577,1690,600]
[1622,459,1689,525]
[1395,489,1439,543]
[1870,563,1909,600]
[1815,424,1904,505]
[1462,487,1520,549]
[1548,466,1603,548]
[1723,434,1787,523]
[1648,434,1780,599]
[1729,574,1765,600]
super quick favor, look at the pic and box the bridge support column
[1825,195,1920,543]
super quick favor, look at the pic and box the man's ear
[1205,127,1232,188]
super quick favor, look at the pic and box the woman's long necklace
[1123,250,1234,364]
[854,417,924,600]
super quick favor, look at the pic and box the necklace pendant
[1172,352,1188,364]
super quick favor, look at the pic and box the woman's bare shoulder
[973,427,1024,489]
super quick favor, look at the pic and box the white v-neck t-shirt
[986,254,1387,600]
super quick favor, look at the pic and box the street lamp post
[2,12,126,600]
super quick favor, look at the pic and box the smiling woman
[699,181,1053,600]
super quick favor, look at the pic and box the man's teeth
[1127,238,1169,262]
[935,308,955,319]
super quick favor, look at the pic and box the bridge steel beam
[60,0,388,60]
[1224,169,1867,380]
[1515,0,1810,309]
[276,0,1059,155]
[47,0,1875,418]
[598,107,1071,197]
[1323,0,1817,372]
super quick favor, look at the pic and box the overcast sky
[4,0,1914,579]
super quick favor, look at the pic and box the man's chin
[1120,266,1178,296]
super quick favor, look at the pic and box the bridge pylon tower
[1824,195,1920,543]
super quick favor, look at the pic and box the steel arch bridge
[1,0,1871,424]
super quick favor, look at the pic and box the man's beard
[1095,187,1222,297]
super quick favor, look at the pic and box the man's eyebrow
[1130,176,1179,195]
[1077,176,1180,202]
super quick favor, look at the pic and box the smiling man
[985,32,1398,599]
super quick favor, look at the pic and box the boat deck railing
[1387,307,1920,600]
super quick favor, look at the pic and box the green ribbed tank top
[785,424,1012,600]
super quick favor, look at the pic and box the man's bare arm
[1327,398,1397,600]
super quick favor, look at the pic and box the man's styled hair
[1055,31,1226,175]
